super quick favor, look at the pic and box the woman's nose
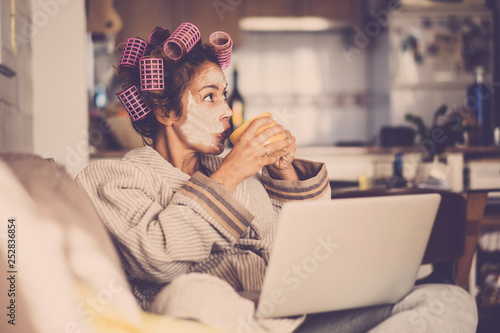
[220,104,233,120]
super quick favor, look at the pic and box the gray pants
[294,284,478,333]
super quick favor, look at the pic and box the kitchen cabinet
[242,0,358,21]
[114,0,165,43]
[114,0,241,46]
[112,0,361,46]
[469,198,500,330]
[168,0,242,47]
[243,0,296,17]
[461,153,500,324]
[113,0,360,48]
[296,0,358,21]
[168,0,359,47]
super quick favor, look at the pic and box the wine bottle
[228,67,244,134]
[466,67,494,146]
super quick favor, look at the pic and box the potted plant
[405,104,469,161]
[404,105,478,189]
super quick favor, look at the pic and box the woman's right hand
[210,116,289,193]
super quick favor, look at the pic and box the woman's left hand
[267,130,298,180]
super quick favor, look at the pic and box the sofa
[0,153,218,333]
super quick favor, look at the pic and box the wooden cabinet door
[168,0,241,47]
[242,0,358,20]
[243,0,296,17]
[297,0,358,21]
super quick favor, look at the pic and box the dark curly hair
[116,27,219,145]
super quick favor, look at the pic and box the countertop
[91,145,500,159]
[90,146,500,159]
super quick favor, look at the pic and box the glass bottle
[228,67,244,133]
[388,152,407,188]
[466,67,494,146]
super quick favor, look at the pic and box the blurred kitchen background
[1,0,499,193]
[1,0,500,330]
[80,0,500,196]
[1,0,499,173]
[2,0,499,200]
[86,0,499,149]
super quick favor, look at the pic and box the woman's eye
[223,91,228,100]
[203,94,213,102]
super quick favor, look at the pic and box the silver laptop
[250,193,441,318]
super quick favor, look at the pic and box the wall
[0,0,32,153]
[233,31,368,146]
[31,0,88,177]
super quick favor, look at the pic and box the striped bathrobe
[76,146,330,332]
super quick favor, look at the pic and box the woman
[77,25,477,333]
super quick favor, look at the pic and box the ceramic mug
[229,112,286,156]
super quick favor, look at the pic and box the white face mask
[179,65,231,149]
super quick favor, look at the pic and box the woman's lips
[219,128,231,139]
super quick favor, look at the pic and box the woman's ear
[155,109,175,126]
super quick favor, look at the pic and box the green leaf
[432,104,447,127]
[405,113,427,139]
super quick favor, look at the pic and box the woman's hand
[210,117,294,192]
[267,129,298,181]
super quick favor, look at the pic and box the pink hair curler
[117,85,152,121]
[119,38,148,69]
[140,57,164,91]
[163,22,201,60]
[148,27,168,47]
[209,31,233,70]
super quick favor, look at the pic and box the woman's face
[175,61,232,155]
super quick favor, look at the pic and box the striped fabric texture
[76,146,330,332]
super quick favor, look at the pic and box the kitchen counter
[295,145,500,156]
[90,145,499,193]
[90,145,500,159]
[294,145,499,193]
